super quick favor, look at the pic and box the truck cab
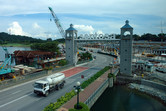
[33,73,65,96]
[34,80,49,96]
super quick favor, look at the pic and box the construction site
[0,6,166,85]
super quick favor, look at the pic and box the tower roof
[66,24,77,31]
[121,20,133,29]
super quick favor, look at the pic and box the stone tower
[120,20,133,75]
[65,24,77,65]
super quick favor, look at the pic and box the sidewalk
[58,68,117,111]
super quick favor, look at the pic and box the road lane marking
[0,92,33,108]
[11,90,21,95]
[0,53,110,93]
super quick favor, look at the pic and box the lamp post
[74,81,83,109]
[47,58,50,67]
[109,62,114,74]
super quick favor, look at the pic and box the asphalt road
[0,53,113,111]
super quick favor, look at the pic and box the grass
[0,43,31,47]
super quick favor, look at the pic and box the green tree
[31,41,60,53]
[58,60,67,66]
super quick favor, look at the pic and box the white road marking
[0,92,33,108]
[11,90,21,95]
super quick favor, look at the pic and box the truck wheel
[56,85,59,90]
[60,83,64,89]
[45,91,49,97]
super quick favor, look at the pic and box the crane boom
[48,7,65,38]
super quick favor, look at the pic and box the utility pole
[161,21,164,46]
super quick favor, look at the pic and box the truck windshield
[34,83,43,89]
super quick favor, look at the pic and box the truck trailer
[33,72,65,96]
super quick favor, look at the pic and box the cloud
[7,21,30,36]
[1,0,166,38]
[33,22,41,29]
[74,25,94,34]
[33,33,57,40]
[1,0,166,18]
[97,30,104,35]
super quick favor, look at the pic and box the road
[0,53,113,111]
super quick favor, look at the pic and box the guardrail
[85,68,119,108]
[77,59,92,65]
[133,56,166,63]
[84,79,109,108]
[0,70,47,89]
[113,68,119,76]
[0,64,73,90]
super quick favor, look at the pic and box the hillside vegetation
[0,32,65,47]
[0,32,43,44]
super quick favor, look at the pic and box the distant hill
[0,32,44,44]
[55,38,65,43]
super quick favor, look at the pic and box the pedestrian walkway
[58,68,117,111]
[61,67,89,77]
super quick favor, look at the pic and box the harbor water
[91,86,166,111]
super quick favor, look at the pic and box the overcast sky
[0,0,166,40]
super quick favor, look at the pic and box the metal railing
[84,68,119,108]
[84,79,109,108]
[113,68,119,76]
[77,59,92,65]
[0,64,73,90]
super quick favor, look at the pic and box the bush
[43,66,110,111]
[80,52,92,60]
[81,66,110,89]
[43,90,76,111]
[69,102,90,111]
[58,60,67,66]
[43,66,53,70]
[108,73,115,78]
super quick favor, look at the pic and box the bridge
[58,67,119,110]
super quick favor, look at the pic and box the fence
[0,64,73,90]
[77,60,92,65]
[85,68,119,108]
[84,79,109,108]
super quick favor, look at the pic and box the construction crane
[48,7,65,38]
[0,46,13,75]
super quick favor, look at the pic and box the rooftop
[66,24,77,31]
[121,20,133,29]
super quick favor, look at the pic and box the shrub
[81,66,110,89]
[108,73,115,78]
[80,52,92,60]
[58,60,67,66]
[69,102,90,111]
[43,90,76,111]
[43,66,110,111]
[43,66,53,70]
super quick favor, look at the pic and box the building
[14,50,55,67]
[120,20,133,75]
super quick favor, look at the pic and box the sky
[0,0,166,40]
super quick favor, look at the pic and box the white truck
[33,73,65,96]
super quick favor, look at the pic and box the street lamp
[74,81,84,109]
[109,62,114,73]
[47,58,50,67]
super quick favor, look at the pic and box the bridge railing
[113,68,119,76]
[84,78,109,108]
[84,68,119,108]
